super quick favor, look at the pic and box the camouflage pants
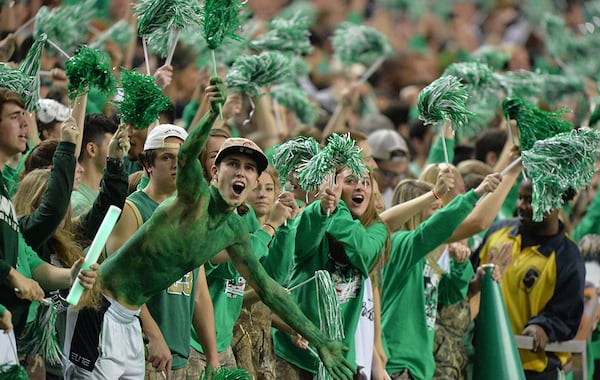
[273,354,314,380]
[185,346,237,380]
[389,369,414,380]
[232,303,277,380]
[432,300,470,380]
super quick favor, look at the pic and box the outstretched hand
[205,77,227,115]
[318,339,354,380]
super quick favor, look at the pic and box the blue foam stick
[66,205,121,305]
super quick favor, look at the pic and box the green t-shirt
[381,191,479,380]
[71,182,98,218]
[272,201,388,373]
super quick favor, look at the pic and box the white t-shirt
[354,278,375,379]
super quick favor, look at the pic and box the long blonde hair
[391,179,433,231]
[13,169,83,268]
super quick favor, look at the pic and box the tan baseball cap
[215,137,268,173]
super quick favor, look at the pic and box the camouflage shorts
[273,354,313,380]
[185,346,237,380]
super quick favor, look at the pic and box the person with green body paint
[63,78,355,380]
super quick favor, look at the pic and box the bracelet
[432,189,441,200]
[263,223,276,234]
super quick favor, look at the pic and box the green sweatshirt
[381,190,479,380]
[273,200,388,373]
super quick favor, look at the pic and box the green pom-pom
[332,22,392,68]
[277,1,317,28]
[15,33,47,112]
[199,367,252,380]
[90,20,134,50]
[289,55,312,78]
[522,128,600,221]
[135,0,203,37]
[202,0,246,50]
[492,70,585,105]
[116,69,172,129]
[377,0,426,19]
[442,62,500,138]
[502,97,573,151]
[271,83,318,126]
[0,364,29,380]
[442,62,494,87]
[470,45,511,70]
[540,12,600,79]
[0,65,38,112]
[34,0,95,56]
[65,46,117,100]
[297,133,367,191]
[417,75,474,130]
[19,302,63,366]
[225,51,291,98]
[251,13,313,55]
[272,136,321,187]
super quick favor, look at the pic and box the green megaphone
[473,264,525,380]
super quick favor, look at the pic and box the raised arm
[176,78,224,204]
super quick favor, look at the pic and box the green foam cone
[473,265,525,380]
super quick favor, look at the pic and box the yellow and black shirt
[473,218,585,374]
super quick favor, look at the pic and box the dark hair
[138,149,158,176]
[24,139,59,176]
[200,128,231,182]
[474,129,507,163]
[82,113,118,150]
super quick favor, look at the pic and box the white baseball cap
[143,124,188,150]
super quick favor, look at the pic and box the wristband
[263,223,276,234]
[432,189,441,200]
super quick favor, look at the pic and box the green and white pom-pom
[198,367,252,380]
[522,128,600,221]
[116,69,172,129]
[271,83,317,126]
[443,62,494,88]
[296,133,366,191]
[272,136,321,187]
[278,1,317,28]
[34,0,95,56]
[289,55,312,78]
[135,0,203,37]
[0,66,37,112]
[378,0,426,19]
[90,20,134,50]
[492,70,585,105]
[225,51,291,98]
[418,75,474,130]
[251,13,313,55]
[19,302,63,366]
[540,12,600,78]
[332,22,392,68]
[202,0,247,50]
[0,364,29,380]
[16,33,47,112]
[442,62,499,138]
[65,46,116,100]
[314,270,344,380]
[470,45,511,70]
[502,97,573,151]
